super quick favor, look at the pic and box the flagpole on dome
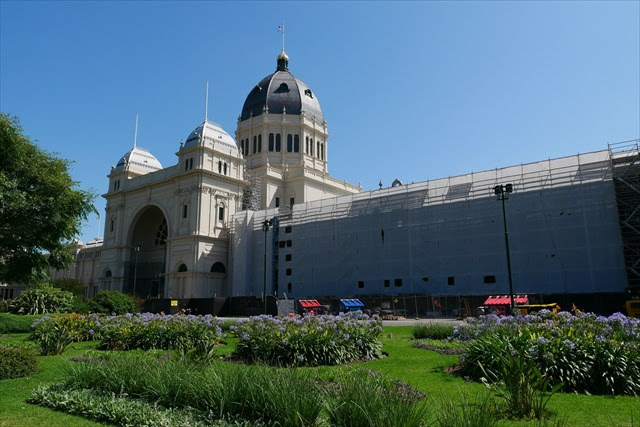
[133,113,138,148]
[204,81,209,123]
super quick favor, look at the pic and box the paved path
[381,318,463,326]
[217,316,463,327]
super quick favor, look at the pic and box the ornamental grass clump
[412,322,455,340]
[62,353,323,425]
[99,313,223,357]
[458,311,640,396]
[232,312,384,366]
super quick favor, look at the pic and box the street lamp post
[262,219,273,314]
[494,184,515,312]
[133,242,142,296]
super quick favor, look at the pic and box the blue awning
[340,299,364,307]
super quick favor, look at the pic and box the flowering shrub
[232,312,384,366]
[99,313,223,359]
[458,311,640,396]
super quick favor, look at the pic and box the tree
[51,277,86,298]
[0,114,95,284]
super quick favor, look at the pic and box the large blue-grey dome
[240,51,323,122]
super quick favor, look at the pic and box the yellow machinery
[626,300,640,318]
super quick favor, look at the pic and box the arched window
[305,136,309,154]
[287,134,292,152]
[104,269,112,278]
[310,138,314,156]
[178,264,187,272]
[317,141,320,158]
[321,144,324,160]
[294,135,299,153]
[275,134,281,152]
[269,133,274,151]
[253,136,257,154]
[211,262,226,273]
[258,134,262,152]
[223,162,228,175]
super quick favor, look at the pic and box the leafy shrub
[412,322,455,340]
[99,313,222,358]
[10,285,74,315]
[232,312,384,366]
[51,278,86,298]
[474,333,562,419]
[459,313,640,396]
[0,345,39,379]
[88,290,137,315]
[0,298,10,313]
[323,369,429,427]
[29,316,73,355]
[0,313,48,333]
[71,297,91,314]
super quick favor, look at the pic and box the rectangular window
[294,134,300,152]
[183,204,188,219]
[448,276,455,286]
[253,136,257,154]
[358,280,364,288]
[287,134,293,152]
[286,268,292,276]
[189,158,193,170]
[395,278,402,287]
[269,133,274,151]
[285,226,292,233]
[275,133,281,152]
[287,282,292,293]
[275,197,280,208]
[218,206,225,221]
[484,275,496,284]
[258,134,262,152]
[279,241,286,248]
[289,197,294,207]
[285,253,292,261]
[384,279,390,288]
[110,219,114,233]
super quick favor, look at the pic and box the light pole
[262,219,273,314]
[494,184,515,313]
[133,242,142,296]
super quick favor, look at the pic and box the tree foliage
[0,114,95,283]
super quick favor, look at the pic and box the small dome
[114,146,163,174]
[240,52,323,122]
[185,120,238,155]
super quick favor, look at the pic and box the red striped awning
[299,299,322,308]
[484,295,528,306]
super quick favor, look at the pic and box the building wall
[231,150,627,299]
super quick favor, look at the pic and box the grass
[0,325,638,426]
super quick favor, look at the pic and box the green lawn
[1,326,637,426]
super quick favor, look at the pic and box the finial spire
[204,81,209,122]
[276,21,289,71]
[133,113,138,148]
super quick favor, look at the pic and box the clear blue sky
[1,1,639,243]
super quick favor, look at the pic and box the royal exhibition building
[36,49,639,315]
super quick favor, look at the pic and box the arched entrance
[210,262,227,296]
[127,205,168,299]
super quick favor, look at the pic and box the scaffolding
[242,170,261,211]
[242,148,615,231]
[609,139,640,292]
